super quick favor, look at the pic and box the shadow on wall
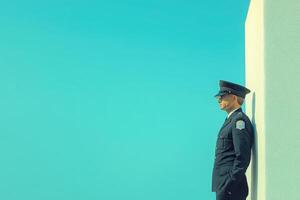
[251,92,258,200]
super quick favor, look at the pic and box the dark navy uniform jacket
[212,108,254,193]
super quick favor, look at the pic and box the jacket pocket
[218,166,231,176]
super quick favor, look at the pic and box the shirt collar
[227,107,240,118]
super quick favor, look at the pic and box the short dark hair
[237,96,244,105]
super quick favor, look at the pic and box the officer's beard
[221,102,234,113]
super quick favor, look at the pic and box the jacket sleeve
[222,117,252,192]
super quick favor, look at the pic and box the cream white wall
[245,0,266,199]
[245,0,300,199]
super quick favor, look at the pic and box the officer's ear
[231,94,238,102]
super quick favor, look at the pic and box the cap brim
[214,91,228,98]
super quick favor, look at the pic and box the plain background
[0,0,249,199]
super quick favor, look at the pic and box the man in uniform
[212,80,254,200]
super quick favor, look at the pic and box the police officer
[212,80,254,200]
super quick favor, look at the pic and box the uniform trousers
[216,180,248,200]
